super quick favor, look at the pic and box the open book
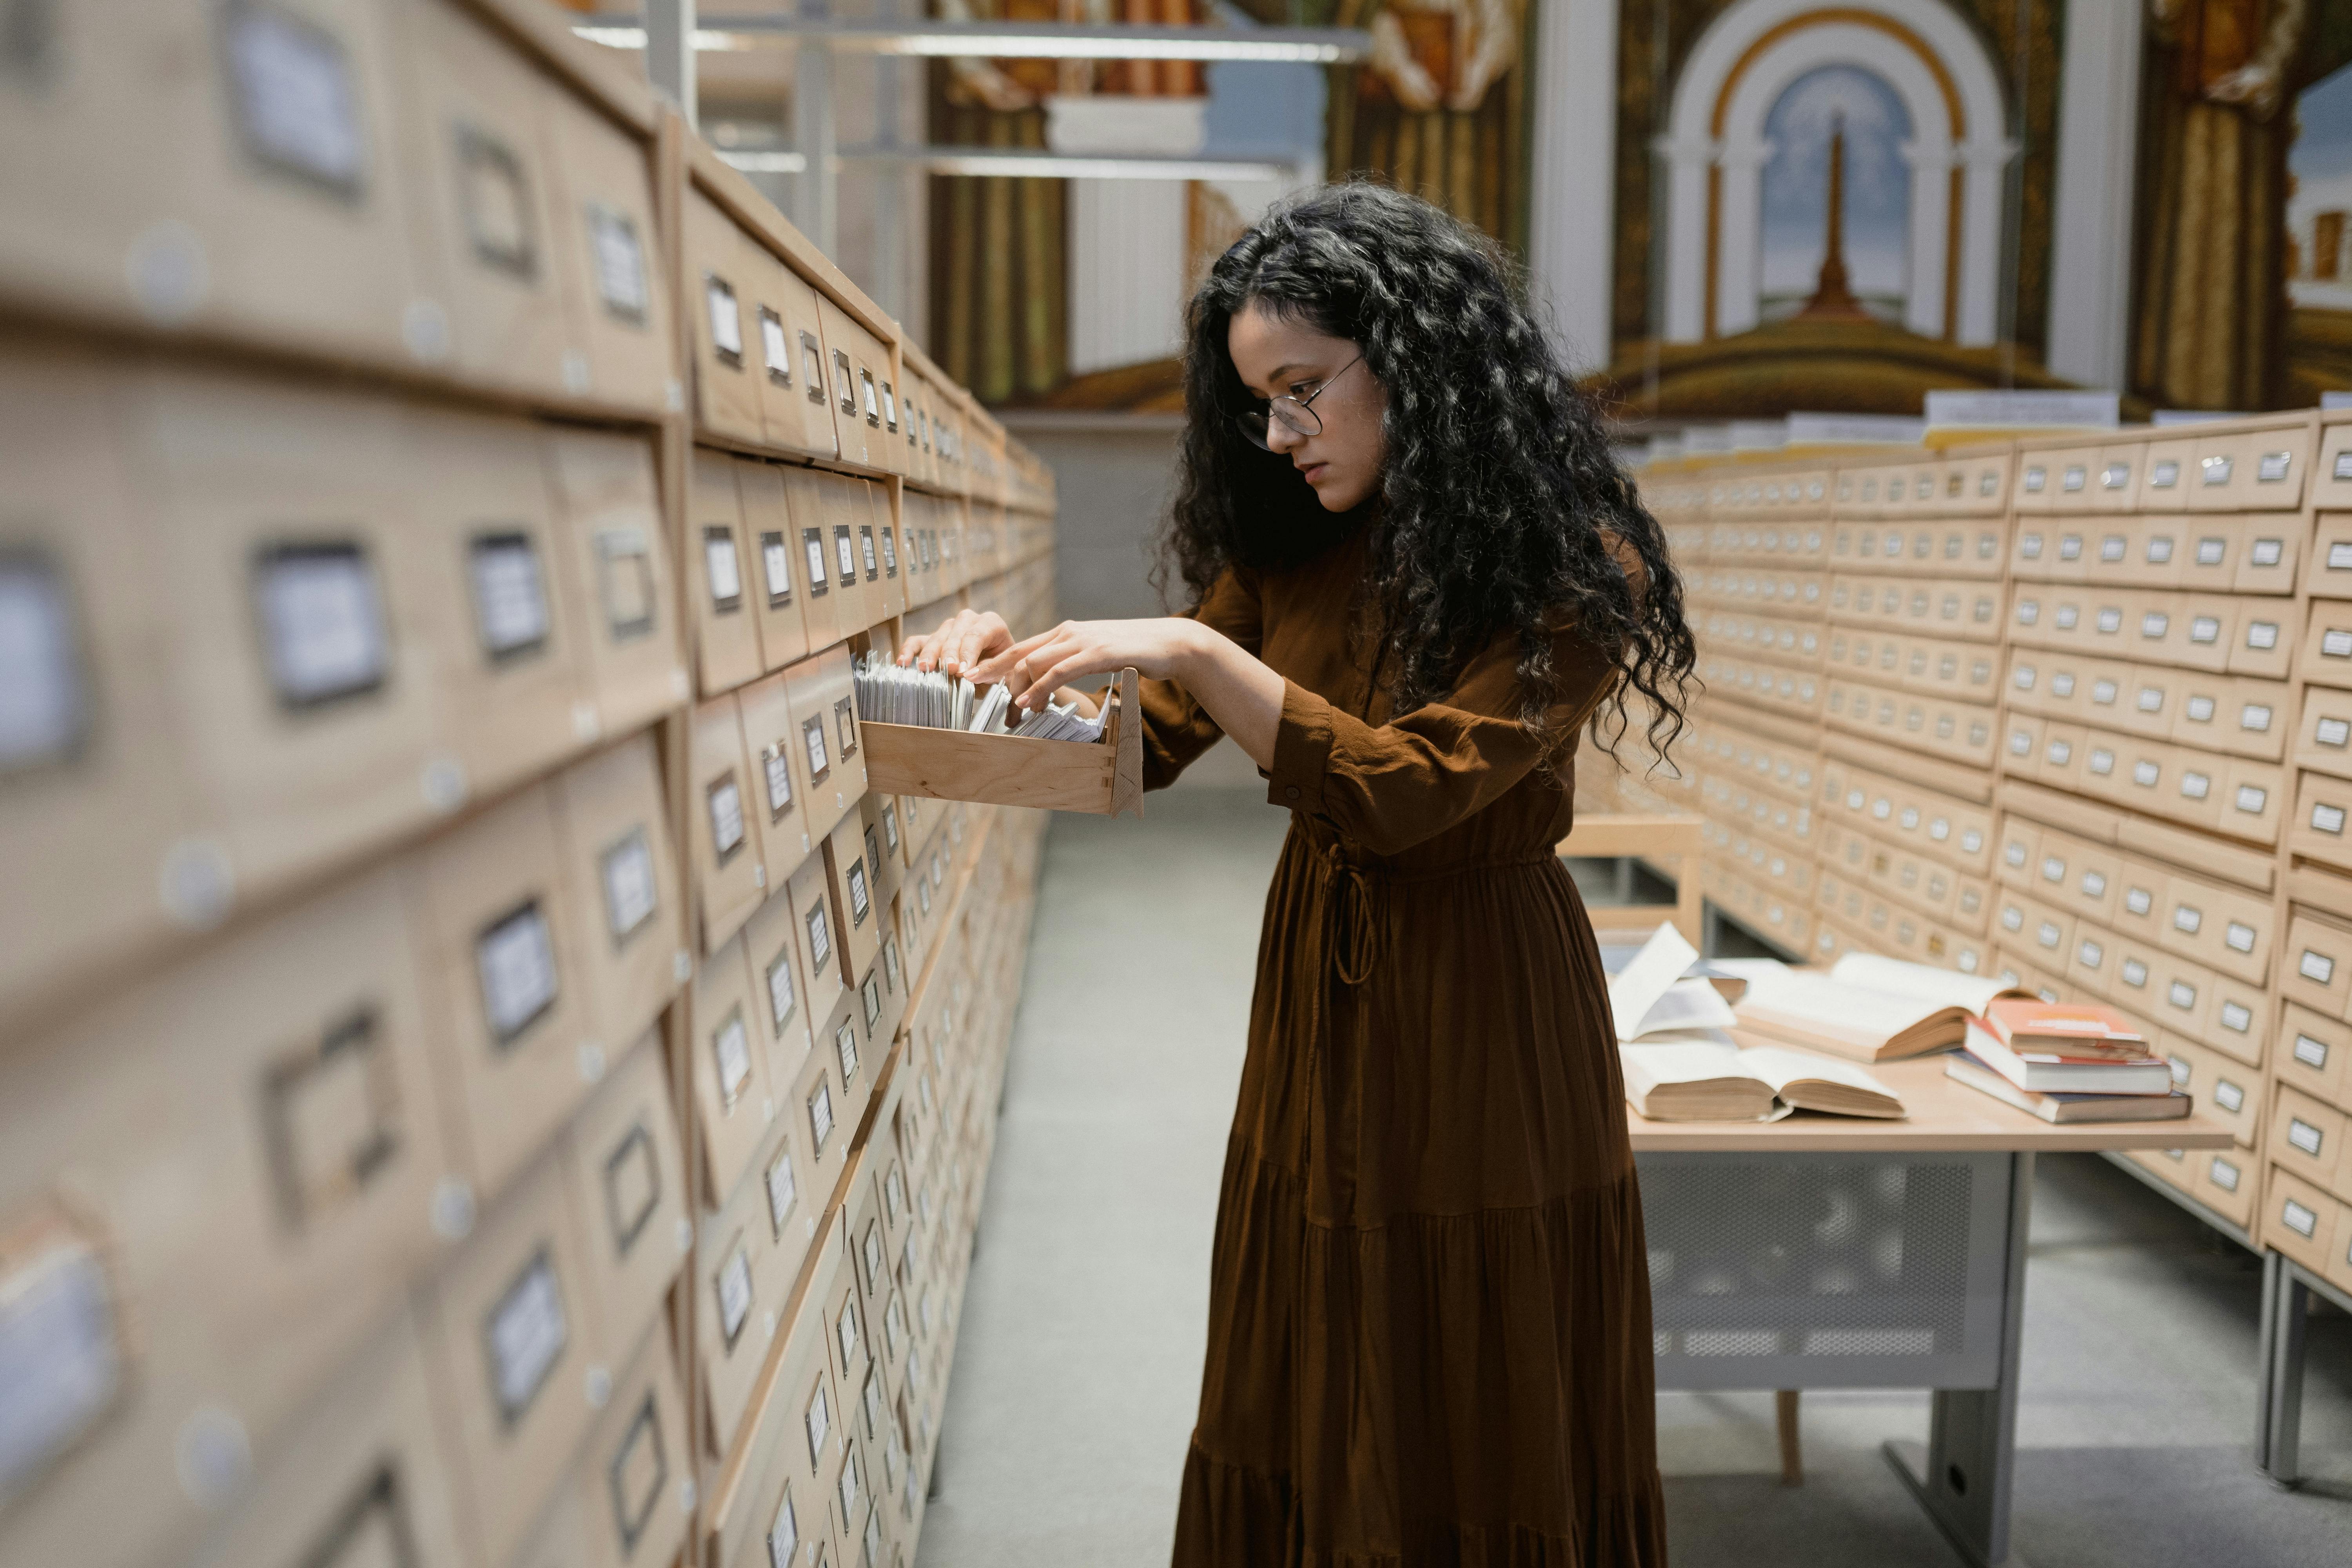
[1622,1040,1906,1121]
[1604,924,1740,1042]
[1728,954,2030,1063]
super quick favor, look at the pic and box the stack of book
[1945,999,2189,1123]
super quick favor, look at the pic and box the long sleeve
[1265,622,1617,857]
[1138,566,1264,790]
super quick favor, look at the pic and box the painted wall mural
[1589,0,2068,422]
[912,0,2352,415]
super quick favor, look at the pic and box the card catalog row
[1826,519,2007,580]
[1821,679,1998,770]
[1827,573,2004,644]
[1696,654,1822,722]
[683,181,1000,502]
[1697,609,1822,666]
[2,0,673,414]
[1832,455,2012,519]
[2264,1165,2352,1293]
[1815,753,1996,878]
[1999,718,2284,846]
[1818,821,1991,937]
[1687,566,1826,615]
[2005,654,2289,764]
[1994,889,2270,1070]
[2007,514,2298,594]
[1994,815,2276,988]
[2006,586,2295,679]
[1684,717,1822,808]
[1,347,682,1030]
[1700,862,1816,955]
[2014,426,2314,514]
[1810,882,1991,976]
[0,769,688,1568]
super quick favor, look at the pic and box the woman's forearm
[1176,622,1287,770]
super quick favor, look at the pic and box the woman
[902,184,1690,1564]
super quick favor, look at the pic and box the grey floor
[915,787,2352,1567]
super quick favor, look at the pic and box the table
[2256,1249,2352,1488]
[1628,1054,2234,1568]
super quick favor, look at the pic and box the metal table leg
[1884,1151,2035,1568]
[2255,1249,2310,1488]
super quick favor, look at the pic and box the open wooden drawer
[860,668,1144,816]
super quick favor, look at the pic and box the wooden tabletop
[1626,1052,2239,1154]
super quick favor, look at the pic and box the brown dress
[1139,534,1667,1566]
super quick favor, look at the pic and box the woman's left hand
[971,618,1205,714]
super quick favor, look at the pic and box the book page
[1734,1045,1898,1100]
[1619,1038,1749,1084]
[1629,978,1739,1039]
[1606,923,1701,1042]
[1827,953,2017,1015]
[1733,971,1950,1048]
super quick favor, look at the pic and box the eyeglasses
[1234,355,1361,451]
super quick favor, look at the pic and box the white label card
[2285,1199,2318,1237]
[836,1021,858,1085]
[0,556,85,770]
[708,777,746,858]
[0,1229,122,1498]
[713,1012,751,1107]
[477,902,559,1044]
[601,830,657,940]
[2297,1034,2331,1068]
[766,951,796,1029]
[761,535,792,604]
[804,717,829,779]
[766,1151,797,1232]
[256,544,388,706]
[2290,1119,2324,1156]
[469,534,550,658]
[806,1387,830,1464]
[760,310,790,381]
[223,3,365,191]
[486,1251,568,1422]
[706,276,742,360]
[768,1491,798,1568]
[764,749,793,816]
[704,530,742,606]
[806,902,831,967]
[589,205,648,321]
[809,1081,834,1148]
[718,1247,753,1344]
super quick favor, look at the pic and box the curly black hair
[1157,182,1693,765]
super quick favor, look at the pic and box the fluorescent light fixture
[717,145,1298,181]
[574,17,1371,63]
[715,150,810,174]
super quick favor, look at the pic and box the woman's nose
[1267,418,1305,454]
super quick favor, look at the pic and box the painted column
[1956,136,2016,346]
[2045,0,2145,387]
[1714,141,1776,336]
[1530,0,1624,371]
[1657,135,1720,342]
[1899,138,1955,338]
[1067,181,1191,376]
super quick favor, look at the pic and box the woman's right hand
[897,608,1014,676]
